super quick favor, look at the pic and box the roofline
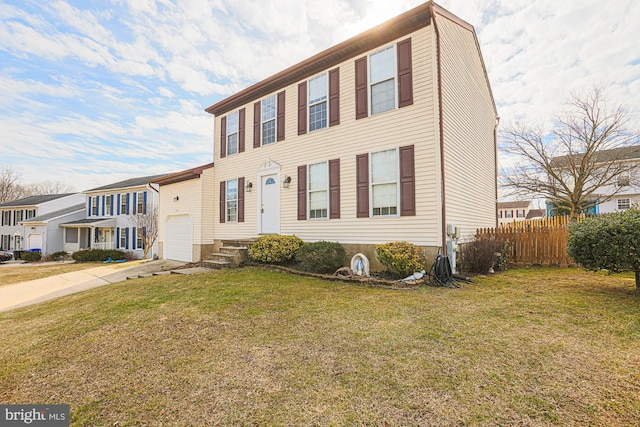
[83,182,158,195]
[20,207,85,224]
[205,2,433,117]
[151,163,214,186]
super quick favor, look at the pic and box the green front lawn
[0,267,638,425]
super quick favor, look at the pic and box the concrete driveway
[0,260,200,312]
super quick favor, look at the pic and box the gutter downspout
[430,3,447,254]
[494,116,500,228]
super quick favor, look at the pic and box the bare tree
[0,165,27,203]
[500,86,640,218]
[24,180,75,196]
[129,203,158,259]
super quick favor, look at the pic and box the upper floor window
[261,95,276,145]
[308,74,328,131]
[308,162,328,219]
[136,192,144,214]
[120,193,127,215]
[517,209,525,218]
[371,148,399,216]
[369,45,396,115]
[227,111,239,156]
[14,210,24,223]
[505,210,513,218]
[25,209,36,219]
[226,179,238,222]
[2,211,11,226]
[105,195,112,216]
[618,198,631,210]
[91,196,98,216]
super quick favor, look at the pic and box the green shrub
[459,236,508,274]
[21,251,42,262]
[249,235,303,265]
[71,249,127,262]
[295,241,346,274]
[375,241,426,279]
[46,251,69,261]
[568,209,640,289]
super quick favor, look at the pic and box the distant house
[0,193,85,255]
[60,174,167,259]
[152,164,215,262]
[199,1,498,263]
[497,201,533,226]
[525,209,546,220]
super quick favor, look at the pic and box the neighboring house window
[617,198,631,210]
[120,228,127,248]
[617,174,630,187]
[106,196,112,216]
[308,74,328,131]
[2,211,11,226]
[1,235,10,250]
[505,210,513,218]
[226,179,238,222]
[120,193,127,215]
[261,95,276,145]
[136,228,144,249]
[25,209,35,219]
[369,45,396,115]
[308,162,328,219]
[91,196,98,216]
[136,192,144,214]
[226,111,239,156]
[14,210,23,224]
[517,210,525,218]
[371,148,399,216]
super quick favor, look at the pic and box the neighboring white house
[199,1,498,264]
[152,163,215,262]
[20,204,86,256]
[0,193,85,255]
[497,200,533,226]
[60,174,167,259]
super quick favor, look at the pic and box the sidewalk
[0,260,188,312]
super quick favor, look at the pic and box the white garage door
[28,234,43,250]
[164,215,193,262]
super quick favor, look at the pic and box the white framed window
[308,161,328,219]
[25,209,36,219]
[308,73,328,131]
[617,198,631,210]
[1,234,10,250]
[91,196,98,216]
[517,210,525,218]
[136,192,144,214]
[370,148,399,216]
[14,210,23,223]
[369,45,396,115]
[136,228,144,249]
[261,95,276,145]
[120,194,127,215]
[226,111,239,155]
[226,179,238,222]
[120,228,127,248]
[105,196,112,215]
[1,211,10,226]
[505,210,513,218]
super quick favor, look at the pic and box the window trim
[368,44,398,116]
[120,193,127,215]
[105,196,112,216]
[136,191,144,215]
[261,94,277,146]
[308,72,329,132]
[226,110,239,156]
[307,161,329,220]
[369,147,400,217]
[119,228,127,249]
[617,198,631,210]
[226,178,239,223]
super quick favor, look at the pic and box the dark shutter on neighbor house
[329,159,340,219]
[220,116,227,159]
[329,68,340,127]
[277,90,285,141]
[356,153,369,217]
[399,145,416,216]
[117,194,121,215]
[253,101,261,148]
[132,192,137,215]
[116,227,120,248]
[111,195,114,215]
[142,227,146,249]
[238,177,245,223]
[297,81,307,135]
[355,57,368,120]
[397,38,413,108]
[87,198,92,217]
[132,227,137,250]
[297,165,307,220]
[143,192,147,214]
[125,227,129,249]
[219,181,226,224]
[238,108,245,153]
[101,196,105,216]
[125,193,130,215]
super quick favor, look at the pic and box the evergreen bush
[295,241,346,274]
[375,241,426,279]
[248,235,303,265]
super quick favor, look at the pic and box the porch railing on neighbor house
[93,242,116,250]
[476,216,581,267]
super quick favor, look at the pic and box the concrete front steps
[203,240,252,270]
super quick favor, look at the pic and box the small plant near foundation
[295,241,346,274]
[375,241,426,279]
[249,235,303,265]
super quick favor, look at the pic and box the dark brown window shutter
[329,159,340,219]
[399,145,416,216]
[297,165,307,220]
[298,82,307,135]
[277,91,285,141]
[329,68,340,127]
[253,101,261,148]
[220,116,227,159]
[219,181,226,223]
[356,153,369,217]
[238,108,245,153]
[397,38,413,108]
[238,177,245,223]
[355,57,368,120]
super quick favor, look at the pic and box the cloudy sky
[1,0,639,191]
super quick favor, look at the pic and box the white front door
[260,174,280,234]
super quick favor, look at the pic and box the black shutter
[238,108,245,153]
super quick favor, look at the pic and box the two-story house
[198,1,498,263]
[497,200,533,227]
[60,175,166,259]
[0,193,85,256]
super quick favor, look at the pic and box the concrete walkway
[0,260,196,312]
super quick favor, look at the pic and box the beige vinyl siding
[437,13,497,238]
[200,167,215,243]
[213,25,441,247]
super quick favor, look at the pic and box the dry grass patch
[0,267,638,426]
[0,262,100,287]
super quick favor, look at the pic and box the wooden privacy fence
[476,216,577,267]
